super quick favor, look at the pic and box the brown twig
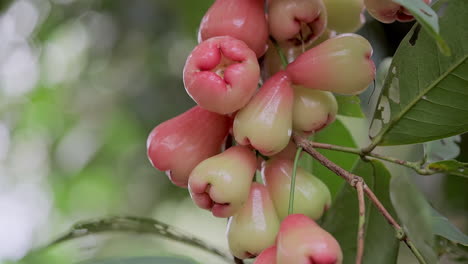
[356,180,365,264]
[292,132,427,264]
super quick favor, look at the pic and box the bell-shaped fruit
[270,140,301,161]
[183,36,260,114]
[277,214,343,264]
[293,86,338,134]
[269,0,327,48]
[324,0,365,33]
[286,34,375,95]
[262,159,331,220]
[364,0,431,23]
[198,0,268,57]
[147,106,230,187]
[254,246,277,264]
[188,146,256,217]
[233,71,294,156]
[227,183,281,259]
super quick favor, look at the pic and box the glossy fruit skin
[188,146,256,218]
[199,0,268,57]
[324,0,365,33]
[292,86,338,135]
[227,183,281,259]
[268,0,327,48]
[262,159,331,220]
[277,214,343,264]
[233,71,294,156]
[270,140,300,161]
[286,33,375,95]
[147,106,230,187]
[364,0,431,23]
[183,36,260,114]
[254,246,277,264]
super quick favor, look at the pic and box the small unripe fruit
[324,0,365,33]
[183,36,260,114]
[147,106,230,187]
[292,86,338,134]
[254,246,277,264]
[262,159,331,220]
[277,214,343,264]
[227,183,280,259]
[233,71,294,156]
[188,146,256,218]
[199,0,268,57]
[269,0,327,48]
[364,0,431,23]
[286,34,375,95]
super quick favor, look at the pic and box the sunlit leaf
[368,0,468,147]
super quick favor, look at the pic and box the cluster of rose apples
[146,0,429,263]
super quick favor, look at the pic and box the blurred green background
[0,0,465,264]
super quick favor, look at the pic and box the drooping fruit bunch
[146,0,429,262]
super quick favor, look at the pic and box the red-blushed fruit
[262,159,331,220]
[286,33,375,95]
[227,183,280,259]
[268,0,327,48]
[270,140,300,161]
[188,146,256,218]
[147,106,230,187]
[183,36,260,114]
[254,246,277,264]
[198,0,268,58]
[292,86,338,135]
[324,0,365,33]
[233,71,294,156]
[364,0,431,23]
[277,214,343,264]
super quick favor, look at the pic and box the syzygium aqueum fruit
[227,183,280,259]
[199,0,268,57]
[268,0,327,48]
[323,0,365,33]
[188,146,256,218]
[277,214,343,264]
[262,40,303,80]
[293,86,338,135]
[233,71,294,156]
[254,246,277,264]
[286,33,375,95]
[270,140,300,161]
[147,106,230,187]
[364,0,431,23]
[262,159,331,220]
[183,36,260,114]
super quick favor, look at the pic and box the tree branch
[356,180,365,264]
[292,132,428,264]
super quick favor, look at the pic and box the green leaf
[431,208,468,246]
[428,160,468,178]
[80,256,198,264]
[390,173,438,264]
[392,0,450,55]
[305,119,359,197]
[368,0,468,147]
[322,160,399,264]
[335,95,364,118]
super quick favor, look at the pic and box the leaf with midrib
[368,0,468,147]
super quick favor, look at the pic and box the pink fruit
[183,36,260,114]
[147,106,230,187]
[270,140,300,161]
[233,71,294,156]
[364,0,431,23]
[277,214,343,264]
[254,246,278,264]
[286,33,375,95]
[268,0,327,48]
[188,146,256,218]
[227,183,280,259]
[199,0,268,57]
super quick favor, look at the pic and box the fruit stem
[288,146,303,215]
[270,36,289,69]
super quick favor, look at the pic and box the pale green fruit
[324,0,365,33]
[227,183,280,259]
